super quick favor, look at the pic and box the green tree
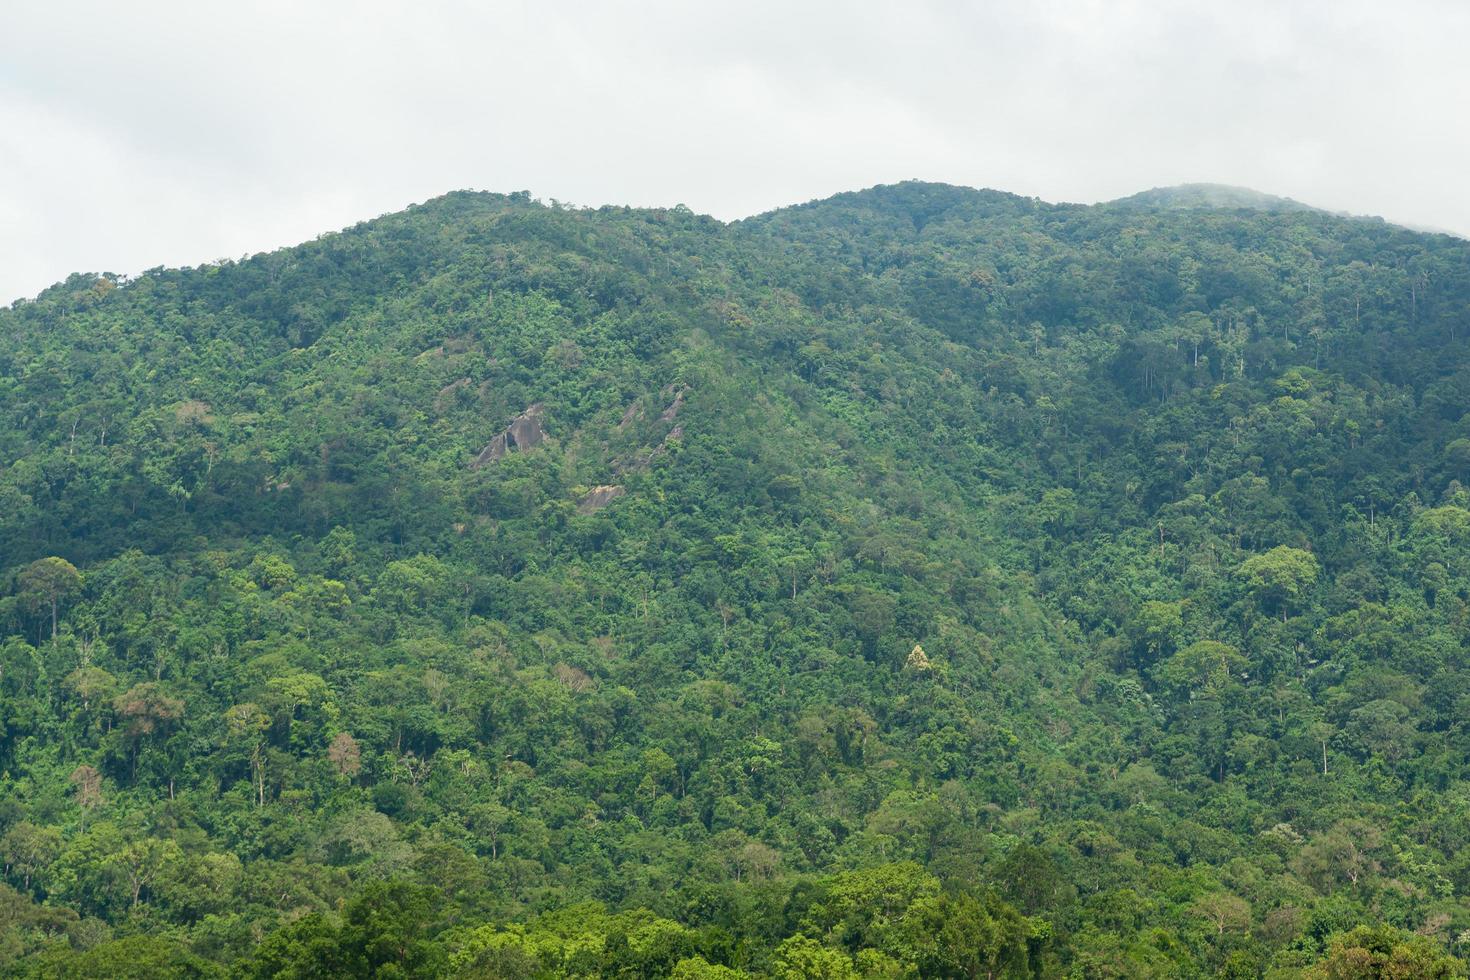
[1,822,61,893]
[17,556,81,641]
[899,891,1035,979]
[1237,546,1320,620]
[1303,925,1465,978]
[770,936,860,980]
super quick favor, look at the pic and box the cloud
[2,0,1467,301]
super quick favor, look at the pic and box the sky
[2,0,1467,303]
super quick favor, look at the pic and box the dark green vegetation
[1108,184,1319,215]
[3,181,1470,977]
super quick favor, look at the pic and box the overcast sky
[2,0,1467,303]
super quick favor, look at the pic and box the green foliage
[1,182,1469,975]
[1301,925,1467,978]
[1237,546,1320,619]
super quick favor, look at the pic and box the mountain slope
[2,182,1470,977]
[1107,182,1319,213]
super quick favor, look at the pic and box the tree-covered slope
[2,182,1470,977]
[1106,184,1319,214]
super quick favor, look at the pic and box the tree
[63,665,117,715]
[1237,546,1319,620]
[467,802,511,860]
[157,851,244,922]
[112,683,185,780]
[70,764,104,827]
[328,731,362,778]
[899,891,1035,979]
[672,956,750,979]
[1189,891,1250,937]
[1127,599,1186,666]
[108,838,184,908]
[1295,822,1382,892]
[638,746,678,805]
[1445,438,1470,482]
[803,863,940,953]
[250,880,445,979]
[24,934,224,978]
[1307,720,1337,776]
[996,845,1068,915]
[1157,641,1246,695]
[1303,925,1465,979]
[17,556,80,641]
[226,702,271,806]
[770,936,860,980]
[1,822,61,893]
[113,683,186,739]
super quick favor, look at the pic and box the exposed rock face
[577,485,626,514]
[437,378,470,399]
[660,384,689,422]
[650,424,683,461]
[612,383,691,473]
[473,437,509,468]
[435,378,470,414]
[472,404,547,468]
[504,405,547,450]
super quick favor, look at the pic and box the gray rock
[660,385,688,422]
[577,485,626,514]
[472,403,547,468]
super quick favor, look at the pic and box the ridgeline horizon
[16,179,1462,308]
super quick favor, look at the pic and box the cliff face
[472,403,547,468]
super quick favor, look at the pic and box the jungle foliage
[2,182,1470,977]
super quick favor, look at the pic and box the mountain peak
[1107,183,1318,213]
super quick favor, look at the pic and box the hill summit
[1107,182,1319,212]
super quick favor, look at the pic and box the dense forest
[3,181,1470,977]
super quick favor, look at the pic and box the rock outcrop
[577,485,626,514]
[660,384,688,422]
[472,404,547,468]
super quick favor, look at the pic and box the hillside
[3,181,1470,977]
[1106,183,1319,213]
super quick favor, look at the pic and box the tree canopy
[2,182,1470,976]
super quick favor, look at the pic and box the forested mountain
[3,180,1470,978]
[1106,184,1319,214]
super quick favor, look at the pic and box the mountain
[1110,183,1469,240]
[1107,182,1320,213]
[3,181,1470,977]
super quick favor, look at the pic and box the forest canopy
[2,182,1470,977]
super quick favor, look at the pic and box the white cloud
[2,0,1467,302]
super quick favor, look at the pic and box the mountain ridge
[1104,182,1320,213]
[17,179,1461,307]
